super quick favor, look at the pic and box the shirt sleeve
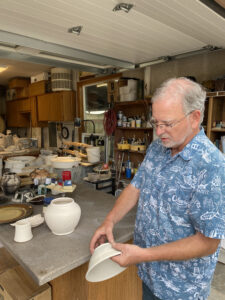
[189,162,225,239]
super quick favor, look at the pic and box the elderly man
[90,77,225,300]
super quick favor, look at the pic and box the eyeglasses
[150,111,193,130]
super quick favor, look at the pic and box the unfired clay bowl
[85,243,126,282]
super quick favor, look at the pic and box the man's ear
[191,110,201,128]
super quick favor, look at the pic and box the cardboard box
[29,80,49,97]
[8,78,30,89]
[0,265,51,300]
[31,72,49,84]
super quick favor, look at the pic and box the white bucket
[86,147,100,163]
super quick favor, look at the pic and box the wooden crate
[0,265,51,300]
[29,80,49,97]
[8,78,30,89]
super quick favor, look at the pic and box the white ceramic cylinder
[86,147,100,163]
[44,197,81,235]
[14,220,33,243]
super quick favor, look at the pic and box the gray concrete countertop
[0,184,136,285]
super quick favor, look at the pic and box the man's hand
[111,243,146,267]
[90,219,114,254]
[89,184,140,254]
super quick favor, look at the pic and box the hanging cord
[103,108,117,136]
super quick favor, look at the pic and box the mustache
[159,134,170,138]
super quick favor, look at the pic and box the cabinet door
[6,101,18,127]
[61,91,76,121]
[37,93,63,121]
[17,98,31,112]
[6,100,30,127]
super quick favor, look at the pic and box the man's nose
[155,125,166,136]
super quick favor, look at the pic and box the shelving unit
[206,92,225,151]
[113,99,153,179]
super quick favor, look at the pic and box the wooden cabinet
[37,91,75,122]
[7,91,76,127]
[114,99,153,178]
[6,97,37,127]
[206,92,225,150]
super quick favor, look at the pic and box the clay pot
[1,172,21,195]
[44,197,81,235]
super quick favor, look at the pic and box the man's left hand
[111,243,145,267]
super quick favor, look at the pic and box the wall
[150,49,225,93]
[122,67,144,80]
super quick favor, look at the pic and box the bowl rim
[51,197,75,206]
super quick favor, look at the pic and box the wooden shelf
[211,128,225,132]
[207,91,225,97]
[116,127,152,131]
[115,149,146,155]
[206,94,225,146]
[114,97,153,169]
[114,99,151,106]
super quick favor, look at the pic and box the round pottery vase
[44,197,81,235]
[1,172,21,195]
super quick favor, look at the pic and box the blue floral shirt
[131,129,225,300]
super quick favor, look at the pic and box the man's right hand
[90,219,115,254]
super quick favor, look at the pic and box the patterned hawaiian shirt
[131,128,225,300]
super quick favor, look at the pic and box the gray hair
[151,77,206,124]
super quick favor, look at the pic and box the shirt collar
[177,128,205,161]
[160,128,205,161]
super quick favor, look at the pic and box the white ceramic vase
[44,197,81,235]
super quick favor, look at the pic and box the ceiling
[0,0,225,86]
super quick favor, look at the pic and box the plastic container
[86,147,100,163]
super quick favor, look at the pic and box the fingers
[106,229,115,245]
[93,234,108,250]
[90,220,115,253]
[90,230,113,253]
[90,232,102,253]
[111,242,123,251]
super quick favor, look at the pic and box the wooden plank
[0,248,19,274]
[50,240,142,300]
[50,261,142,300]
[207,97,213,139]
[0,265,51,300]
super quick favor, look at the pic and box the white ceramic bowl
[5,156,36,173]
[51,157,81,169]
[85,243,126,282]
[44,154,58,166]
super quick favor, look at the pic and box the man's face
[152,97,197,154]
